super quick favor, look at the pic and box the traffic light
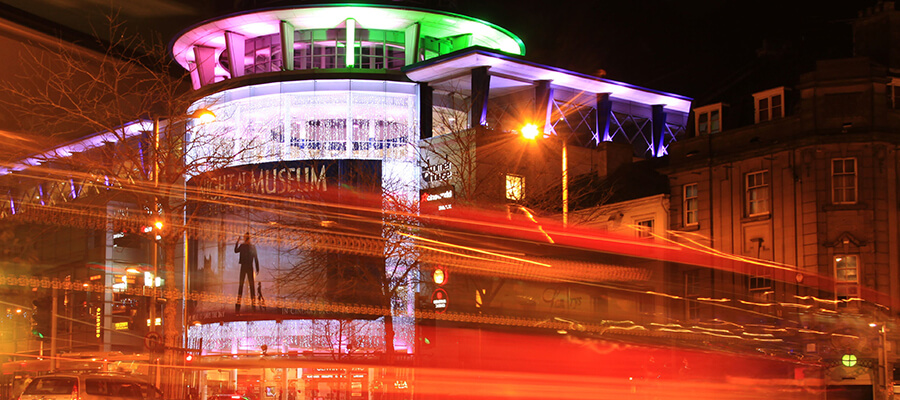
[417,315,436,353]
[31,297,52,340]
[140,221,164,240]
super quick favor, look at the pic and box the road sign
[432,288,448,313]
[145,332,163,352]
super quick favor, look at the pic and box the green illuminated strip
[346,18,356,67]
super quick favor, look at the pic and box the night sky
[0,0,880,101]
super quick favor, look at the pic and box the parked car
[18,373,162,400]
[208,394,252,400]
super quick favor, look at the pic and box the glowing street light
[521,123,540,140]
[520,123,568,227]
[191,109,216,124]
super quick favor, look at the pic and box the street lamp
[871,322,891,399]
[520,124,568,227]
[147,109,215,329]
[146,108,217,397]
[521,123,540,140]
[192,109,216,124]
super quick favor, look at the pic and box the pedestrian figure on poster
[235,232,259,312]
[257,281,266,311]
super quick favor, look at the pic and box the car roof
[33,373,151,381]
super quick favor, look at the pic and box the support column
[404,23,420,66]
[420,84,434,139]
[280,21,294,71]
[597,93,612,142]
[651,104,668,157]
[224,31,245,78]
[188,62,201,90]
[345,19,357,68]
[193,45,217,88]
[535,80,553,134]
[470,66,490,129]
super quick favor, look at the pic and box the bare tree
[0,13,259,396]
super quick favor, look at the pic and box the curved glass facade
[187,79,419,172]
[189,319,385,355]
[171,5,525,89]
[171,5,521,399]
[186,79,420,363]
[224,29,408,73]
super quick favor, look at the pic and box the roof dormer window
[693,103,722,135]
[889,77,900,109]
[752,87,785,123]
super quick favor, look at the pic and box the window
[835,255,859,299]
[85,379,142,398]
[505,174,524,201]
[832,158,857,204]
[694,103,722,135]
[683,183,698,226]
[890,77,900,109]
[24,378,77,395]
[748,264,773,291]
[745,170,769,216]
[753,87,785,123]
[835,255,858,283]
[684,270,700,320]
[635,219,654,238]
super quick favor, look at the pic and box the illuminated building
[2,0,818,398]
[659,3,900,398]
[168,3,696,399]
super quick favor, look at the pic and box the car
[18,373,162,400]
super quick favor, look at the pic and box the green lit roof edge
[171,3,526,56]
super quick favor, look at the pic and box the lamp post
[521,123,567,227]
[883,324,890,400]
[149,117,160,335]
[146,108,216,393]
[870,322,891,400]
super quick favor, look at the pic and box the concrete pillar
[405,23,420,65]
[597,93,613,142]
[420,84,433,139]
[470,66,490,128]
[225,31,245,78]
[535,80,553,134]
[193,45,217,88]
[652,104,667,157]
[280,21,294,71]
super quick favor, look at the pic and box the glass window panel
[684,183,698,225]
[832,158,857,204]
[835,255,858,282]
[697,112,708,134]
[832,159,843,174]
[505,174,524,201]
[24,378,77,395]
[636,219,654,238]
[772,95,782,118]
[758,98,769,122]
[710,110,720,133]
[746,171,769,215]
